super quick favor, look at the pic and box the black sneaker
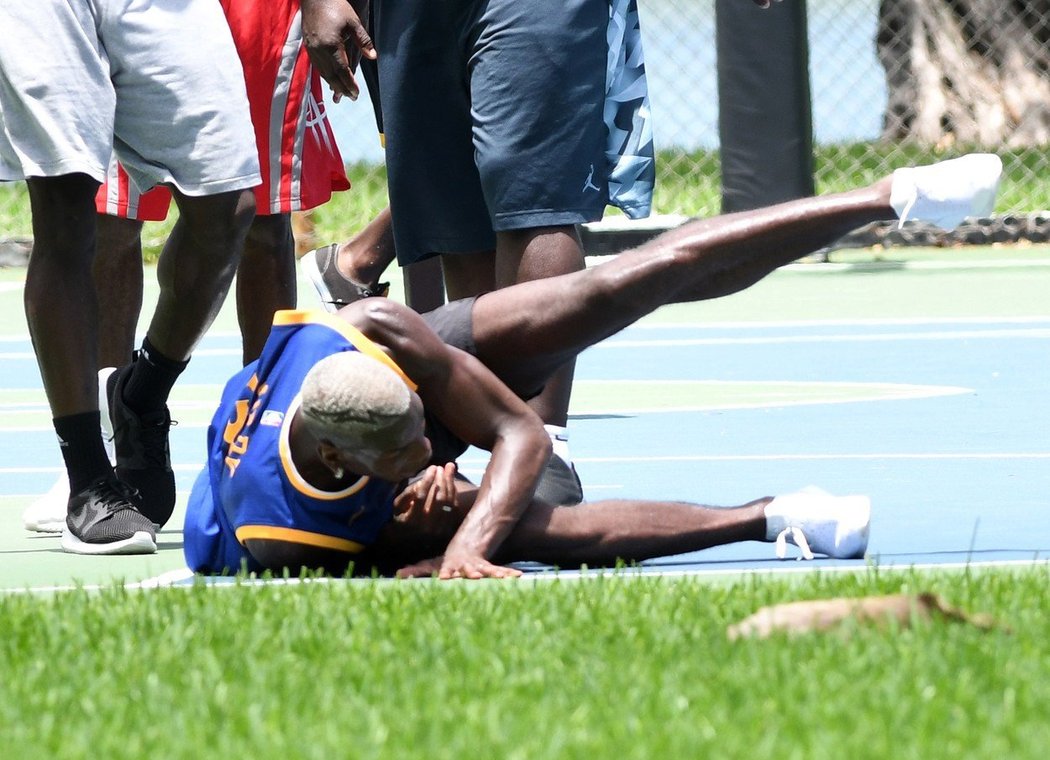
[61,476,157,555]
[300,243,390,312]
[105,363,176,526]
[534,453,585,506]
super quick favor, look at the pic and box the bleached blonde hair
[299,352,412,447]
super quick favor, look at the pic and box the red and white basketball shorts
[95,1,349,221]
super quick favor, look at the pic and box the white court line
[2,318,1050,347]
[0,347,242,361]
[459,452,1050,467]
[599,327,1050,348]
[627,316,1050,330]
[4,451,1049,478]
[10,557,1048,595]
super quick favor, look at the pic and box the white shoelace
[775,527,814,561]
[896,193,917,229]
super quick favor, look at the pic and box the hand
[301,0,376,102]
[396,552,524,580]
[393,463,461,538]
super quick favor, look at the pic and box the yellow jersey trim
[235,525,365,554]
[279,395,370,501]
[271,309,418,391]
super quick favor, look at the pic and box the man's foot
[300,243,390,313]
[533,453,585,506]
[105,363,176,526]
[890,153,1003,230]
[764,486,871,560]
[23,368,121,534]
[61,476,157,555]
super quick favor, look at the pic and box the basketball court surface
[2,246,1048,590]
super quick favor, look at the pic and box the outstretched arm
[301,0,376,102]
[342,299,552,578]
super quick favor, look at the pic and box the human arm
[301,0,376,102]
[342,300,552,578]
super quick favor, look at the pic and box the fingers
[438,557,523,580]
[394,467,437,519]
[395,555,523,580]
[330,45,359,101]
[346,26,377,62]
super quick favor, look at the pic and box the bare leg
[472,179,895,393]
[495,498,769,566]
[237,213,295,365]
[251,493,769,576]
[403,256,445,313]
[441,249,496,301]
[335,206,396,288]
[24,174,101,417]
[146,188,255,361]
[493,225,584,426]
[94,215,144,367]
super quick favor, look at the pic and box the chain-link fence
[644,0,1049,219]
[2,0,1048,258]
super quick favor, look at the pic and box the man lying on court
[183,154,1002,578]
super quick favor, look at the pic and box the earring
[333,467,344,480]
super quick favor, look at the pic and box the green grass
[2,144,1047,260]
[2,566,1049,759]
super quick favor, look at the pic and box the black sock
[55,412,112,493]
[121,337,189,413]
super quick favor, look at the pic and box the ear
[316,440,346,476]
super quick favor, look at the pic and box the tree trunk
[877,0,1050,147]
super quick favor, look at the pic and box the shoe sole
[299,245,340,313]
[24,519,65,534]
[61,529,157,556]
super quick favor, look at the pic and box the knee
[27,175,98,251]
[178,188,257,251]
[244,214,293,253]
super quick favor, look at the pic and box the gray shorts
[0,0,259,196]
[373,0,609,265]
[420,297,478,464]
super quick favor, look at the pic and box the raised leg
[472,179,896,393]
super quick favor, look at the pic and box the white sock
[543,424,572,463]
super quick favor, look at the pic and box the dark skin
[244,173,897,578]
[298,0,780,426]
[25,174,254,417]
[94,213,298,368]
[299,0,778,432]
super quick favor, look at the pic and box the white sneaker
[22,473,69,533]
[98,366,117,456]
[23,368,119,534]
[890,153,1003,230]
[764,486,871,560]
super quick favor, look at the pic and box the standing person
[21,0,368,534]
[0,0,261,554]
[183,153,1002,577]
[300,0,656,506]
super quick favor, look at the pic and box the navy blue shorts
[373,0,610,265]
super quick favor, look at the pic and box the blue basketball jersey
[184,310,417,574]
